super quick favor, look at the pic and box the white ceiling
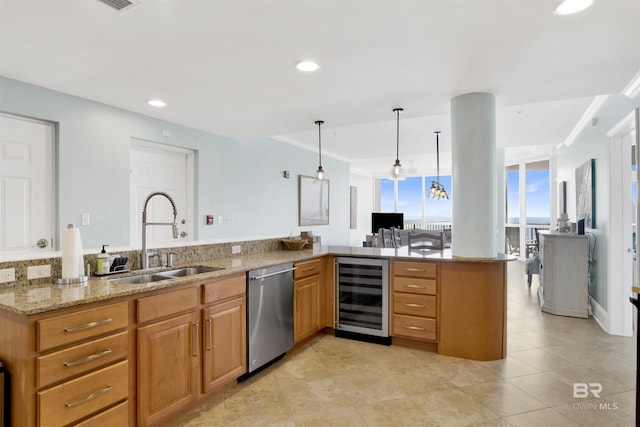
[1,0,639,176]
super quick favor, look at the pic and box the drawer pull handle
[64,318,112,333]
[404,268,425,272]
[303,267,317,271]
[206,319,212,351]
[403,325,426,331]
[64,385,112,408]
[193,323,199,357]
[64,349,113,367]
[405,303,425,308]
[405,284,425,289]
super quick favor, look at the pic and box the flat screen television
[371,213,404,234]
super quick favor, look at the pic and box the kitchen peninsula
[0,243,511,427]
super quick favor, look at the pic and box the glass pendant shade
[315,165,324,181]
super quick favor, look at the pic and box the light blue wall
[0,77,351,251]
[556,93,640,308]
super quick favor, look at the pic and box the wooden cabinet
[32,301,130,427]
[136,287,199,427]
[201,275,246,394]
[390,261,438,341]
[294,259,323,344]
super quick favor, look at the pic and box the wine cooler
[335,257,390,345]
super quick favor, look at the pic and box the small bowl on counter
[281,239,308,250]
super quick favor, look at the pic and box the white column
[495,147,505,254]
[451,93,497,258]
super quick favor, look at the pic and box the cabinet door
[294,275,320,343]
[137,312,199,427]
[202,297,246,394]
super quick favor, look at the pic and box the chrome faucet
[141,191,179,269]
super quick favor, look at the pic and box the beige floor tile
[289,402,366,427]
[410,386,500,426]
[356,397,433,427]
[604,391,636,418]
[553,398,635,426]
[460,380,547,417]
[503,407,579,426]
[507,348,576,372]
[506,372,579,406]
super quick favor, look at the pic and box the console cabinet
[538,231,589,318]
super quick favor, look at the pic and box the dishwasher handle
[249,267,296,281]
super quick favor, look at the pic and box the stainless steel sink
[110,265,223,285]
[111,273,167,285]
[156,266,223,278]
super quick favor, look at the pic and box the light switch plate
[27,265,51,279]
[81,213,90,226]
[0,268,16,283]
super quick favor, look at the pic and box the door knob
[33,238,48,249]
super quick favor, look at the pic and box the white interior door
[0,113,55,256]
[130,139,193,249]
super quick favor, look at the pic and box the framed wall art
[299,175,329,226]
[575,158,595,228]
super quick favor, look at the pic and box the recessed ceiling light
[148,99,166,107]
[554,0,593,15]
[296,61,320,72]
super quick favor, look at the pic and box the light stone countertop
[0,245,513,316]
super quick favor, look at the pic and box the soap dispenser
[97,244,110,274]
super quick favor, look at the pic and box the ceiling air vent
[98,0,134,11]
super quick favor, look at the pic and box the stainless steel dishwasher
[244,263,294,378]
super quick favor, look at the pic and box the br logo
[573,383,602,398]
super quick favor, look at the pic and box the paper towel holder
[53,224,89,285]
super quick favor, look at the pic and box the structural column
[451,93,497,258]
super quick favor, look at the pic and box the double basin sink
[111,265,223,285]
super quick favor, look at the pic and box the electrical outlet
[27,265,51,279]
[0,268,16,283]
[231,245,241,255]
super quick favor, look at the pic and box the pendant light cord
[435,131,441,185]
[395,109,401,162]
[315,120,324,168]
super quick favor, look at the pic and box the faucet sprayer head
[172,223,179,239]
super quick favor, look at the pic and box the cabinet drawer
[37,360,128,427]
[393,293,436,318]
[38,302,129,352]
[37,331,129,388]
[393,261,437,278]
[294,258,322,280]
[392,315,436,341]
[137,286,198,323]
[203,274,245,304]
[393,277,436,295]
[73,401,128,427]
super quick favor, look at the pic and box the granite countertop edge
[0,245,514,316]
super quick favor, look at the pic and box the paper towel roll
[61,224,84,279]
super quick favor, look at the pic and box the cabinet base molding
[391,336,438,352]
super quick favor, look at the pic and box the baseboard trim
[590,295,609,333]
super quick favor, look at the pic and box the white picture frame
[299,175,329,226]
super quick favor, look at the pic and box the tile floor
[168,261,636,426]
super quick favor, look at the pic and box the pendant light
[428,131,449,200]
[314,120,325,180]
[390,108,405,180]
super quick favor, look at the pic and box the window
[505,160,551,258]
[506,166,519,225]
[377,175,452,229]
[525,161,550,225]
